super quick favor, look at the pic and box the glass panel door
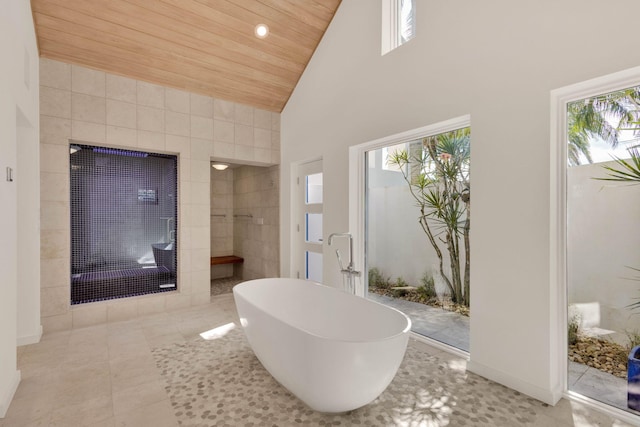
[298,160,323,282]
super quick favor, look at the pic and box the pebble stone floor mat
[153,327,553,427]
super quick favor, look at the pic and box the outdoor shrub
[627,330,640,352]
[368,267,382,288]
[420,273,437,298]
[368,267,391,289]
[395,277,408,287]
[568,316,580,346]
[416,286,430,301]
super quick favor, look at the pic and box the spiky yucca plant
[600,146,640,184]
[389,128,470,307]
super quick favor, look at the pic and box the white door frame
[348,115,471,298]
[550,65,640,421]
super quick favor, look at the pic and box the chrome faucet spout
[328,232,348,245]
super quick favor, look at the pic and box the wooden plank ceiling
[31,0,341,112]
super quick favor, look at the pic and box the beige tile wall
[210,167,234,279]
[233,166,280,280]
[39,58,280,332]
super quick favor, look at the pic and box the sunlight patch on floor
[199,322,236,340]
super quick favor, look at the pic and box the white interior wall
[17,116,41,345]
[0,0,39,417]
[281,0,640,405]
[568,161,640,333]
[0,53,19,420]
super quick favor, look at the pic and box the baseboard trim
[467,360,562,405]
[17,325,42,346]
[0,369,21,418]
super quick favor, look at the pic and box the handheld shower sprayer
[335,249,345,271]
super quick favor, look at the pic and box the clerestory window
[382,0,416,55]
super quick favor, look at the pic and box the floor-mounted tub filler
[233,278,411,413]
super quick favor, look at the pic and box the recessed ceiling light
[211,162,229,171]
[254,23,269,39]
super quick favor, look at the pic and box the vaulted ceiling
[31,0,341,112]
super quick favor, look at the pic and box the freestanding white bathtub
[233,278,411,413]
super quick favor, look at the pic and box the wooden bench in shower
[211,255,244,281]
[210,255,244,266]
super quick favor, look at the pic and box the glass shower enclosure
[69,143,178,304]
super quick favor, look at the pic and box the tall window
[365,125,471,351]
[399,0,415,44]
[382,0,416,55]
[565,84,640,414]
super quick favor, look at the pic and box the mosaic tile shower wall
[70,144,178,304]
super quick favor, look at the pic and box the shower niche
[70,144,178,304]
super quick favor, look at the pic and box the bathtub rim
[233,278,412,344]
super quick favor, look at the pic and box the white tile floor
[2,291,637,426]
[4,295,239,427]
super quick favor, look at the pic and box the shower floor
[71,266,175,304]
[210,277,242,297]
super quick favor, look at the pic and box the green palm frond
[388,149,409,168]
[567,86,640,166]
[392,126,471,306]
[598,147,640,183]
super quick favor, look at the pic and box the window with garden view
[365,125,470,351]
